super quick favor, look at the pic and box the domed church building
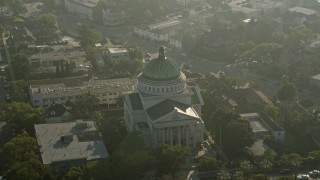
[124,46,204,148]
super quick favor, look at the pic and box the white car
[297,174,309,180]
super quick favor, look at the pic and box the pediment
[153,107,200,124]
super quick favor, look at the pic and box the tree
[0,102,45,134]
[7,0,26,13]
[264,105,284,126]
[198,156,219,172]
[78,25,102,48]
[111,133,152,180]
[152,144,190,175]
[64,167,85,180]
[277,75,296,101]
[206,107,239,136]
[222,119,255,156]
[257,159,273,180]
[240,160,253,179]
[72,92,99,119]
[279,153,303,179]
[306,150,320,166]
[38,13,58,30]
[11,53,30,80]
[1,134,53,179]
[9,80,29,102]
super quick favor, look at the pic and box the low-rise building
[228,0,286,17]
[45,104,72,123]
[35,120,109,174]
[65,0,98,20]
[241,113,285,143]
[311,73,320,87]
[28,47,91,79]
[133,20,182,42]
[29,78,136,108]
[102,5,129,26]
[288,6,318,24]
[241,113,285,156]
[107,48,130,63]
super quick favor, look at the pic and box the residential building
[102,5,129,26]
[28,47,91,80]
[7,27,36,51]
[35,120,109,174]
[176,0,201,6]
[241,113,285,156]
[288,6,318,24]
[133,20,182,42]
[124,47,205,148]
[64,0,99,20]
[311,73,320,87]
[107,48,130,63]
[29,78,136,108]
[228,0,286,17]
[45,104,72,123]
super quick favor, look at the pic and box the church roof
[129,93,143,110]
[146,99,189,120]
[191,87,201,104]
[141,46,180,81]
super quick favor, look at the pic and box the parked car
[309,170,320,178]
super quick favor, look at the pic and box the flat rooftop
[68,0,98,8]
[312,73,320,81]
[289,7,317,16]
[29,49,91,74]
[149,20,181,30]
[35,120,109,165]
[30,78,137,98]
[108,48,128,53]
[240,113,269,134]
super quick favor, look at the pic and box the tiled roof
[129,93,143,110]
[191,87,200,105]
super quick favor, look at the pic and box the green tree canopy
[152,144,190,175]
[38,13,58,29]
[0,102,45,134]
[1,134,53,180]
[222,119,255,155]
[111,133,152,180]
[78,25,102,48]
[7,0,26,13]
[198,156,219,172]
[72,92,100,119]
[277,75,296,101]
[11,53,30,80]
[9,80,29,102]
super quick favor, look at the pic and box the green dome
[142,56,180,81]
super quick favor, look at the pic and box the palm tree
[240,160,252,180]
[258,159,273,180]
[217,170,231,180]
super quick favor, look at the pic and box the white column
[186,127,189,147]
[178,127,181,145]
[162,129,165,144]
[193,126,197,148]
[170,128,173,145]
[166,128,169,143]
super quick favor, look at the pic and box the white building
[124,47,205,148]
[241,113,285,156]
[176,0,201,6]
[64,0,98,20]
[29,78,136,108]
[35,120,109,174]
[228,0,286,17]
[102,6,128,26]
[133,20,182,42]
[107,48,130,63]
[240,113,285,143]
